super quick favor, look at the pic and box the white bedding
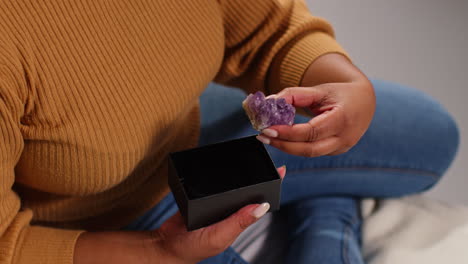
[362,195,468,264]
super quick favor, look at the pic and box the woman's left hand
[257,80,375,157]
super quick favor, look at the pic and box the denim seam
[287,166,439,179]
[343,224,352,264]
[343,211,363,264]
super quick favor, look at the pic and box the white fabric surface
[234,195,468,264]
[362,195,468,264]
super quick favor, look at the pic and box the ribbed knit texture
[0,1,347,263]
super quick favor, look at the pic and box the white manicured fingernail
[252,203,270,218]
[265,94,278,99]
[256,135,270,145]
[262,129,278,138]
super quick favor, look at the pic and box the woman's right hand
[74,166,286,264]
[75,204,271,264]
[152,203,270,263]
[75,203,271,264]
[152,165,286,263]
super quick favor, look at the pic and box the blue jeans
[125,80,459,264]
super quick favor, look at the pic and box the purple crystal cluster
[242,91,296,131]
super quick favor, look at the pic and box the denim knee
[423,106,460,188]
[371,80,460,187]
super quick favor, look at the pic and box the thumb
[276,86,328,108]
[202,203,270,250]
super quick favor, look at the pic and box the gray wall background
[307,0,468,204]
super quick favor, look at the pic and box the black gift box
[168,136,281,231]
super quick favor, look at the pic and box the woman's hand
[152,204,268,264]
[151,166,286,263]
[257,53,376,157]
[75,167,286,264]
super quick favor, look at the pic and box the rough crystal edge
[242,98,263,131]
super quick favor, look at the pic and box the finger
[202,203,270,250]
[276,87,329,107]
[276,166,286,179]
[263,108,345,142]
[267,136,342,157]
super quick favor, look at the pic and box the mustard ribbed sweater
[0,1,347,263]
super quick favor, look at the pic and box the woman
[0,0,458,263]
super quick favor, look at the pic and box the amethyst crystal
[242,91,296,131]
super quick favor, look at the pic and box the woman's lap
[125,80,459,264]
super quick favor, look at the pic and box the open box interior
[170,136,279,199]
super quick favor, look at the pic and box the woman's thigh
[199,80,459,203]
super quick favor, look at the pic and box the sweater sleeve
[215,0,349,94]
[0,44,83,264]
